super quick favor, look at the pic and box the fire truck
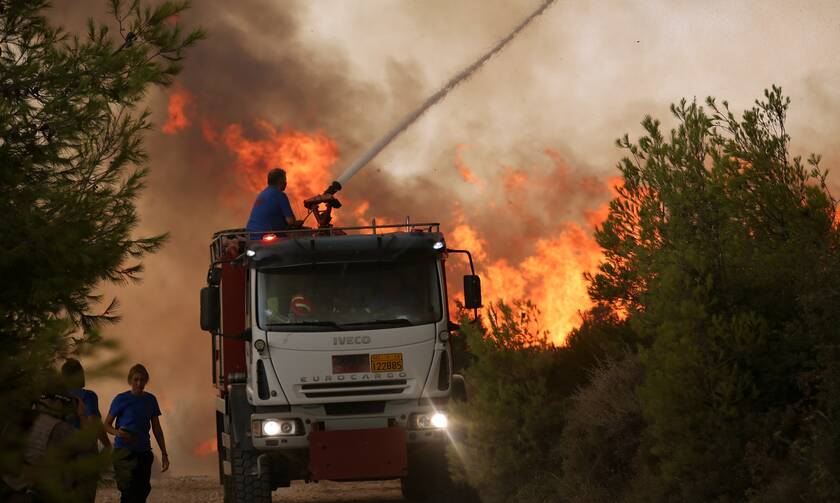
[200,193,482,502]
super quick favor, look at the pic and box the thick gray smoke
[335,0,556,188]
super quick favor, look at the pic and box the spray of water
[333,0,557,189]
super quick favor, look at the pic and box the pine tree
[590,87,840,501]
[0,0,202,498]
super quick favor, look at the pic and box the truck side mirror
[200,286,220,332]
[463,275,482,309]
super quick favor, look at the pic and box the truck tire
[227,447,272,503]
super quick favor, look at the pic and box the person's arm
[95,418,111,450]
[103,413,135,443]
[279,192,297,226]
[102,413,119,436]
[83,414,111,450]
[151,416,169,472]
[86,392,111,450]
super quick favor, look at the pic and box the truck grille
[300,379,408,398]
[324,401,386,415]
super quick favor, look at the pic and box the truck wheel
[228,447,272,503]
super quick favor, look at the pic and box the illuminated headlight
[263,420,281,436]
[409,412,448,430]
[252,418,303,437]
[433,241,445,250]
[246,249,256,257]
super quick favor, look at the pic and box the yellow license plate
[370,353,404,372]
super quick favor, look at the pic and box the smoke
[334,0,556,187]
[48,0,840,475]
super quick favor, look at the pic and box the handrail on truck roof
[209,222,441,264]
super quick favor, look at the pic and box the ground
[95,476,404,502]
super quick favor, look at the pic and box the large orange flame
[450,217,605,345]
[218,121,339,204]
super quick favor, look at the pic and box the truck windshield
[256,261,443,331]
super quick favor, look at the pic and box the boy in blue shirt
[246,167,297,234]
[104,364,169,503]
[61,358,111,502]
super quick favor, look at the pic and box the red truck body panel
[219,262,247,390]
[308,427,408,481]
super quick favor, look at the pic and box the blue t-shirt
[69,388,101,429]
[246,186,294,233]
[108,391,161,452]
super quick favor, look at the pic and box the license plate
[332,354,371,374]
[370,353,403,372]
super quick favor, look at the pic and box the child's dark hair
[127,363,150,383]
[61,358,85,388]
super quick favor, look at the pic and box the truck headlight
[263,420,281,436]
[431,412,448,428]
[409,412,448,430]
[252,418,303,437]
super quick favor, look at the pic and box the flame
[209,120,339,205]
[446,156,617,345]
[450,218,604,344]
[162,89,192,134]
[584,176,622,228]
[455,145,481,186]
[194,437,217,457]
[503,166,528,191]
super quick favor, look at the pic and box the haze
[51,0,840,474]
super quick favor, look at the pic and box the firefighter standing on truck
[246,168,297,234]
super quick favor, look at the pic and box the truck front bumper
[250,399,449,450]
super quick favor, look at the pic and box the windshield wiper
[265,321,345,331]
[340,319,417,328]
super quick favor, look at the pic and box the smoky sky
[47,0,840,474]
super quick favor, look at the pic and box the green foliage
[451,302,565,503]
[558,354,645,503]
[0,0,202,498]
[589,87,840,501]
[450,302,632,503]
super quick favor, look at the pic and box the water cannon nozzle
[325,180,342,195]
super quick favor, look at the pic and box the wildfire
[194,437,217,457]
[182,83,614,345]
[210,120,340,206]
[450,218,604,345]
[445,150,619,345]
[162,89,192,134]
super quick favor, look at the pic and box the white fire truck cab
[200,222,481,502]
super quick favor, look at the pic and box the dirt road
[95,476,404,502]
